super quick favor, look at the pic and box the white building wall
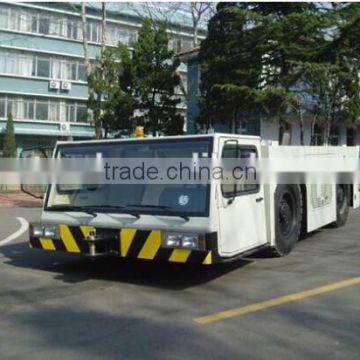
[291,119,312,145]
[291,122,300,145]
[260,119,313,145]
[339,126,347,146]
[260,121,278,143]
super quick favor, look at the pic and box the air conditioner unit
[61,81,72,91]
[59,122,70,132]
[49,80,60,90]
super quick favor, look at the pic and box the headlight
[30,224,59,238]
[163,233,205,250]
[181,234,199,249]
[165,233,182,248]
[31,224,44,237]
[44,225,58,238]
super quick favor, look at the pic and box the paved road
[0,207,359,360]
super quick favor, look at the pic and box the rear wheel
[332,185,349,228]
[273,185,302,256]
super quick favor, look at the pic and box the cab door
[217,137,267,256]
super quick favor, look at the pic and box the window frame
[0,97,6,118]
[221,141,259,199]
[36,56,50,78]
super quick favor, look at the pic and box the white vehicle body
[29,134,360,264]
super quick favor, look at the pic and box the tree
[189,2,216,47]
[86,18,184,136]
[200,4,264,132]
[3,113,16,158]
[80,2,107,139]
[127,3,214,100]
[199,2,360,144]
[89,44,138,137]
[255,4,323,143]
[294,3,360,144]
[131,19,184,135]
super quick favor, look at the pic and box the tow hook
[84,230,116,257]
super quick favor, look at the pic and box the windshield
[46,137,212,217]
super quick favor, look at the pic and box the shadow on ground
[246,229,323,259]
[0,242,252,290]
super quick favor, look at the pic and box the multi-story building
[0,2,206,155]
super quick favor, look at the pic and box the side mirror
[20,146,53,200]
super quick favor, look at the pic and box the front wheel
[273,185,302,256]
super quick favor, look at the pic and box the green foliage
[296,3,360,143]
[132,19,184,135]
[200,5,263,131]
[3,113,16,158]
[88,44,137,137]
[87,18,184,137]
[200,3,360,143]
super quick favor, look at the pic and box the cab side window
[221,143,258,197]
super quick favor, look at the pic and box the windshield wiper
[126,204,189,221]
[47,205,98,217]
[86,205,140,219]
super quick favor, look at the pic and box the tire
[273,184,303,256]
[332,185,349,228]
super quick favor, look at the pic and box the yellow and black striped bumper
[29,225,218,265]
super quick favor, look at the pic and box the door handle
[256,197,264,202]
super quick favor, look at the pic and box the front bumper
[29,224,219,265]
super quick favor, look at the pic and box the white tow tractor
[27,134,359,265]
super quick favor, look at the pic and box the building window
[76,104,88,123]
[50,59,61,79]
[7,99,18,118]
[67,103,76,123]
[19,55,34,76]
[70,62,77,80]
[0,7,9,29]
[61,61,72,80]
[37,57,50,77]
[39,16,50,34]
[6,98,14,117]
[31,13,38,32]
[49,102,60,121]
[0,4,169,51]
[0,49,89,82]
[0,96,89,123]
[0,4,147,48]
[19,12,31,32]
[87,21,101,43]
[77,63,87,81]
[0,52,6,73]
[6,53,18,74]
[25,100,35,120]
[49,17,62,36]
[35,101,48,120]
[67,20,80,40]
[0,97,5,118]
[102,23,139,46]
